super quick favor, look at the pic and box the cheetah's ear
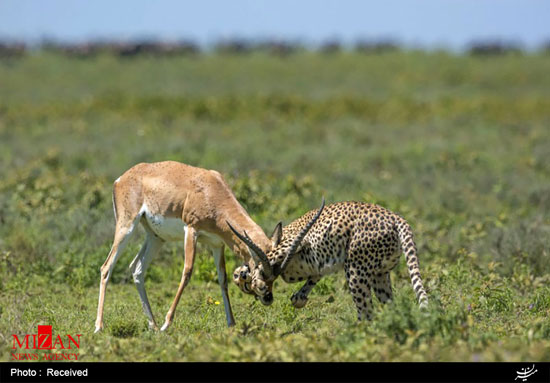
[270,222,283,248]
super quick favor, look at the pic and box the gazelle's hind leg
[373,272,393,304]
[95,215,141,333]
[129,229,164,330]
[213,245,236,326]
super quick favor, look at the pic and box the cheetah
[228,199,428,320]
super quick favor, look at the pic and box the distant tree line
[0,38,548,59]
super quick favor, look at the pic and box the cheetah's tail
[396,219,428,309]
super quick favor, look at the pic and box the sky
[1,0,549,50]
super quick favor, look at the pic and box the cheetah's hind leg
[373,272,393,304]
[344,258,374,321]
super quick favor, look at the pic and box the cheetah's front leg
[290,276,320,308]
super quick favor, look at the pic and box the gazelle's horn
[226,221,273,276]
[278,198,326,275]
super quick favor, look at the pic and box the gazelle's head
[228,198,325,306]
[230,220,283,303]
[231,222,282,305]
[232,261,277,305]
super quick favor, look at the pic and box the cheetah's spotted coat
[233,201,428,320]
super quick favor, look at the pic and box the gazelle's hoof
[160,322,170,332]
[94,326,102,334]
[148,322,160,331]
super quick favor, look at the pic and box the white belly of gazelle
[141,204,224,246]
[141,204,187,241]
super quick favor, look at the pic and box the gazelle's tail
[396,218,428,308]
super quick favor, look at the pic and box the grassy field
[1,51,550,361]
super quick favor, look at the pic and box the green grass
[1,51,549,361]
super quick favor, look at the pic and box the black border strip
[1,362,549,383]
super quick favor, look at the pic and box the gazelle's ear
[270,222,283,247]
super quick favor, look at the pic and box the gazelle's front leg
[212,245,236,326]
[290,276,320,308]
[161,226,197,331]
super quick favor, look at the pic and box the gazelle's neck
[218,208,272,263]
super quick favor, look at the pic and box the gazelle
[94,161,282,333]
[229,199,428,321]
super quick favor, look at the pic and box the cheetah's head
[234,261,278,305]
[228,198,325,306]
[232,264,253,295]
[231,222,283,305]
